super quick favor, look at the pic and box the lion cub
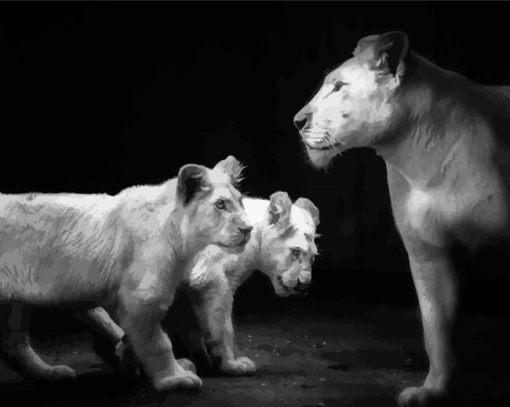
[89,190,320,377]
[182,190,320,376]
[0,156,251,392]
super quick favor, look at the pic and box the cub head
[260,191,320,297]
[294,31,409,168]
[176,155,252,254]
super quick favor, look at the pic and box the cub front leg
[117,260,202,393]
[188,280,256,377]
[78,306,196,377]
[118,293,202,392]
[74,307,139,379]
[398,253,458,407]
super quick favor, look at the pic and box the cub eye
[215,199,226,210]
[332,81,345,92]
[291,248,301,259]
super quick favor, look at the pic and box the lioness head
[176,155,252,254]
[294,31,409,168]
[259,191,320,297]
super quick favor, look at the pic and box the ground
[1,293,510,407]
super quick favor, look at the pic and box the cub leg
[188,277,256,377]
[0,303,76,381]
[398,254,457,407]
[74,307,139,378]
[77,306,197,376]
[116,271,202,392]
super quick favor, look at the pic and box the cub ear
[268,191,293,229]
[354,31,409,77]
[294,197,320,227]
[213,155,245,186]
[177,164,210,205]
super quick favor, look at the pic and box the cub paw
[219,356,257,376]
[152,368,202,393]
[92,335,140,379]
[114,338,140,379]
[177,358,197,374]
[45,365,77,382]
[398,386,447,407]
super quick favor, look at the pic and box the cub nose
[295,272,311,292]
[295,280,310,293]
[239,225,253,237]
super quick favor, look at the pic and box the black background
[1,1,510,305]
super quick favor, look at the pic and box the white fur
[83,195,319,378]
[188,197,316,286]
[0,157,250,392]
[295,31,510,407]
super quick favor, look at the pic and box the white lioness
[0,156,252,393]
[82,190,319,377]
[294,31,510,406]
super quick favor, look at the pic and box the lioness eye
[332,81,345,92]
[291,248,301,258]
[215,200,226,210]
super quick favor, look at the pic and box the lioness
[79,190,320,377]
[0,156,252,392]
[294,31,510,406]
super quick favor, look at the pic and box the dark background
[1,1,510,307]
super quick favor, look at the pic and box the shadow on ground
[1,296,510,407]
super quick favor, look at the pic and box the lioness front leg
[0,303,76,381]
[118,288,202,392]
[398,253,457,407]
[188,281,256,377]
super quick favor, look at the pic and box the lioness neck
[374,51,497,190]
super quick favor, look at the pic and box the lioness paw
[398,386,447,407]
[219,356,257,376]
[152,368,202,393]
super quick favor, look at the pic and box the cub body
[182,191,320,375]
[0,156,250,392]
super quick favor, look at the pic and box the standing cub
[0,156,251,392]
[88,191,320,377]
[183,191,320,376]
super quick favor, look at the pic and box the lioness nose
[293,109,309,131]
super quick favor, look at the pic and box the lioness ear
[354,31,409,77]
[294,197,320,227]
[177,164,210,205]
[214,155,245,186]
[268,191,292,229]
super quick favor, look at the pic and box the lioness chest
[387,165,510,251]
